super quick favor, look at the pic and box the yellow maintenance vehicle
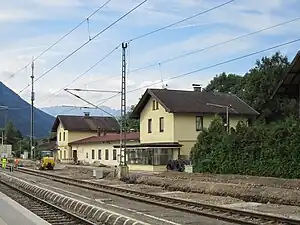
[37,150,55,170]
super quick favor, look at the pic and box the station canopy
[272,51,300,99]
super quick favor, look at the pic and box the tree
[205,72,243,94]
[119,105,140,132]
[2,120,23,151]
[204,52,298,119]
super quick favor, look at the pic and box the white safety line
[106,203,183,225]
[38,183,93,201]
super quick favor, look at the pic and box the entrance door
[73,150,78,162]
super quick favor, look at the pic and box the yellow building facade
[127,88,259,171]
[51,114,120,163]
[68,132,140,167]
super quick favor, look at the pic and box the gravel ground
[125,175,300,207]
[6,169,300,222]
[156,171,300,190]
[5,171,235,225]
[38,165,300,207]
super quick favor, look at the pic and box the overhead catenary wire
[130,16,300,73]
[44,44,121,103]
[94,37,300,104]
[127,0,236,43]
[41,0,236,105]
[5,0,112,82]
[78,15,300,88]
[18,0,148,95]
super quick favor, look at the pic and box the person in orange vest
[14,158,19,169]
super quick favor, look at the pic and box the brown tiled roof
[131,88,259,118]
[51,115,120,132]
[69,132,139,145]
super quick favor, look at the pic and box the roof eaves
[130,89,151,119]
[148,89,172,113]
[271,50,300,99]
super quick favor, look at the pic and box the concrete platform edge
[0,172,150,225]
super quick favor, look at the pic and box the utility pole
[119,42,128,167]
[30,59,35,159]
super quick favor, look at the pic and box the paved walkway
[0,192,50,225]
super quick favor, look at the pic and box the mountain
[0,82,55,138]
[41,106,125,117]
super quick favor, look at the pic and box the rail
[15,167,300,225]
[0,179,96,225]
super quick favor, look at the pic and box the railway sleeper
[0,172,150,225]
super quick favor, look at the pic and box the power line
[37,0,234,105]
[18,0,148,95]
[127,0,236,43]
[94,37,300,104]
[44,45,120,103]
[130,16,300,73]
[57,92,119,115]
[5,0,112,82]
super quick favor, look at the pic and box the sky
[1,0,300,113]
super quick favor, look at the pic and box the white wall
[71,140,139,167]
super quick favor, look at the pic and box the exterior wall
[56,122,96,161]
[140,97,174,143]
[71,140,140,166]
[174,114,248,158]
[128,164,166,172]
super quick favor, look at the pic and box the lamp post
[206,103,237,133]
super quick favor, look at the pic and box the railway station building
[113,87,258,171]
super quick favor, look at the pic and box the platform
[0,191,50,225]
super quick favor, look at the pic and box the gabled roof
[271,50,300,99]
[51,115,120,132]
[69,132,139,145]
[131,88,259,118]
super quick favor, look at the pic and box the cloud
[0,0,299,111]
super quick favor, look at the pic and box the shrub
[191,116,300,178]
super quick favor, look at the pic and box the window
[105,149,109,160]
[113,149,117,160]
[152,100,159,110]
[148,119,152,133]
[64,150,66,159]
[63,132,65,141]
[86,152,88,158]
[196,116,203,131]
[59,132,61,141]
[159,117,164,132]
[98,149,101,160]
[127,148,174,165]
[152,100,156,110]
[92,149,95,159]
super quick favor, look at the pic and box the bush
[191,116,300,179]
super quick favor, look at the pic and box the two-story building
[51,113,120,163]
[115,87,259,172]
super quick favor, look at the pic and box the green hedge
[190,116,300,178]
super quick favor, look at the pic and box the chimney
[192,84,202,92]
[83,112,90,117]
[97,127,101,136]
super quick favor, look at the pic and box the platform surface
[0,191,50,225]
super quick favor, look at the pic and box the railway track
[0,180,96,225]
[15,167,300,225]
